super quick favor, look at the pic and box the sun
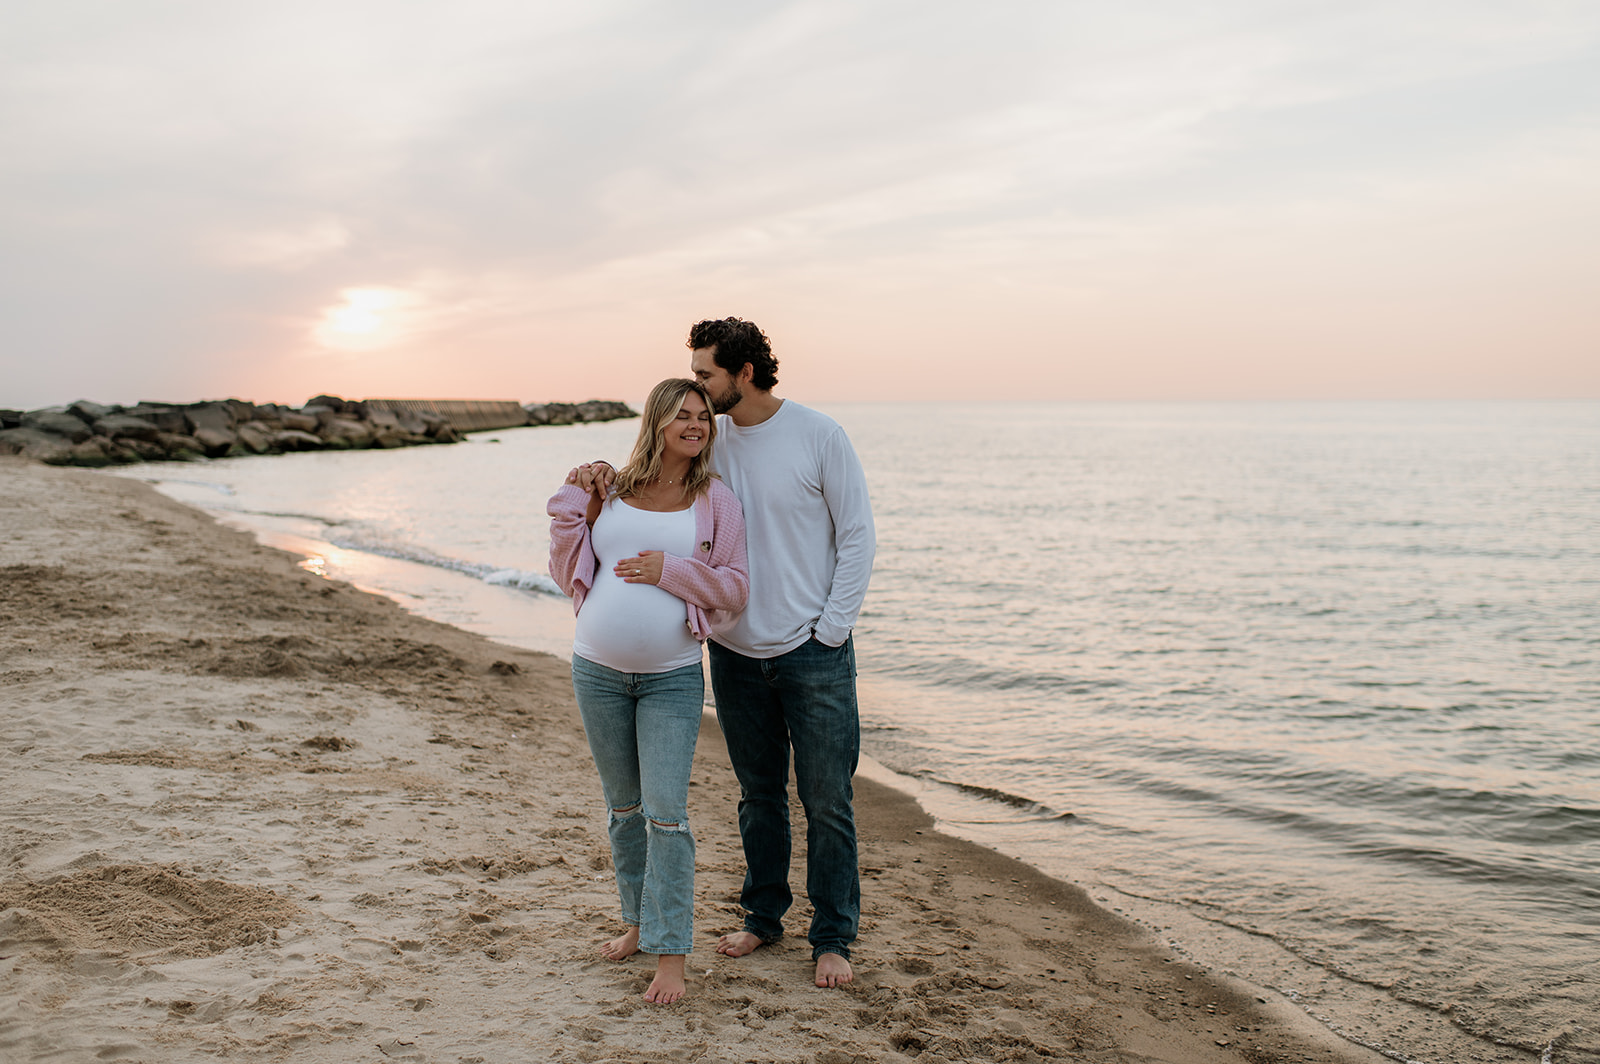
[329,290,390,334]
[314,287,411,350]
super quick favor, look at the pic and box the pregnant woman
[546,377,748,1004]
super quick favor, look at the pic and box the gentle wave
[482,568,563,594]
[322,528,564,598]
[905,772,1075,821]
[872,654,1127,694]
[228,506,570,599]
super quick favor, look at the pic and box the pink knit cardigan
[546,478,749,641]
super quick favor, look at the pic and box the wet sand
[0,457,1389,1063]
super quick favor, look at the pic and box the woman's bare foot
[714,930,765,957]
[600,925,640,961]
[815,952,853,988]
[644,954,686,1004]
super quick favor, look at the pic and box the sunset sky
[3,1,1597,409]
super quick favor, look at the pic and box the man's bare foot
[815,952,853,988]
[715,930,765,957]
[600,926,640,961]
[644,954,686,1004]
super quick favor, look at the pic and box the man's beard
[710,383,742,414]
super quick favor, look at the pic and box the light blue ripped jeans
[570,654,702,955]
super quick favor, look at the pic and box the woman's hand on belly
[615,550,665,585]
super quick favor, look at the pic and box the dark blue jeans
[709,636,860,961]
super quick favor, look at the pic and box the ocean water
[110,401,1600,1064]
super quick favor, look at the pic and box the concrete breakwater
[0,395,637,467]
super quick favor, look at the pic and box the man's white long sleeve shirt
[709,400,875,657]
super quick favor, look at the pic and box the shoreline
[2,456,1389,1063]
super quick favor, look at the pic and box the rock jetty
[0,396,637,467]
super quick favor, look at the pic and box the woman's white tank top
[572,497,702,674]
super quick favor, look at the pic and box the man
[690,316,875,988]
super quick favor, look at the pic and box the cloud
[206,219,351,270]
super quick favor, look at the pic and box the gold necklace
[640,476,682,499]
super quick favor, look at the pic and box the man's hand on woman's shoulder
[567,462,614,500]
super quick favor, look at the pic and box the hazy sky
[4,1,1597,408]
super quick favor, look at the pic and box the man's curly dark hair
[686,317,779,391]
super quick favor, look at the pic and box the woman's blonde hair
[612,378,718,500]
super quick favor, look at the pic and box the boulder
[272,429,325,451]
[388,409,427,435]
[301,405,339,428]
[184,402,237,436]
[318,418,375,448]
[221,399,260,422]
[192,426,240,457]
[155,432,207,460]
[524,400,634,425]
[125,404,190,434]
[68,437,120,466]
[305,394,351,413]
[576,400,636,422]
[370,427,429,449]
[93,414,162,442]
[117,438,169,461]
[67,400,116,423]
[0,427,75,463]
[234,422,277,454]
[21,409,93,443]
[365,407,400,430]
[278,411,319,433]
[0,410,22,430]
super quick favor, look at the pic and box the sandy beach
[1,456,1388,1064]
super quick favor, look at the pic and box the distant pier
[364,399,531,433]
